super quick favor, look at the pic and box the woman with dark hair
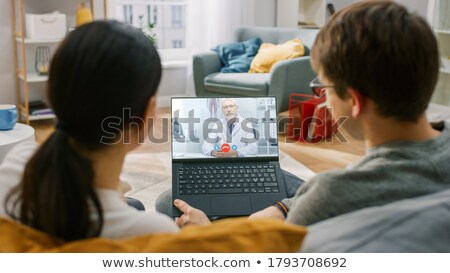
[0,21,178,241]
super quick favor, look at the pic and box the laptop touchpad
[210,195,252,216]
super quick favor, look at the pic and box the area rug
[120,151,316,211]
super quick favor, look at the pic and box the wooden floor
[30,107,366,173]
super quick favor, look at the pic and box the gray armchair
[193,26,319,113]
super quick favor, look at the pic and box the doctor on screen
[202,98,258,158]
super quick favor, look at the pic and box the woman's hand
[174,199,211,227]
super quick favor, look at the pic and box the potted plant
[138,15,157,46]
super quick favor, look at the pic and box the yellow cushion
[249,39,305,73]
[0,217,307,253]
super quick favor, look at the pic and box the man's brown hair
[311,0,439,121]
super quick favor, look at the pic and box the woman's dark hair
[4,21,162,241]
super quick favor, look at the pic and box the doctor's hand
[174,199,211,228]
[211,150,238,158]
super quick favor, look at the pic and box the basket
[287,93,335,143]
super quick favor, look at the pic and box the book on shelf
[27,100,54,116]
[30,108,54,116]
[297,21,320,29]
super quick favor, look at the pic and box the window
[115,0,187,50]
[147,5,151,25]
[172,40,183,48]
[153,6,158,25]
[123,5,133,25]
[171,5,183,28]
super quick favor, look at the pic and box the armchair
[193,26,319,113]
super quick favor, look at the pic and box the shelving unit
[276,0,327,28]
[298,0,327,28]
[428,0,450,106]
[10,0,107,124]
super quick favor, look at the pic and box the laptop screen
[171,97,279,160]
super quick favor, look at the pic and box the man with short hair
[249,0,450,226]
[172,1,450,227]
[202,98,257,158]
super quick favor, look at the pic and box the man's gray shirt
[284,121,450,226]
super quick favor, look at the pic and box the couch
[5,189,449,253]
[2,190,450,253]
[193,27,319,113]
[0,217,306,253]
[301,188,450,252]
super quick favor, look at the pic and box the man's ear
[347,88,365,118]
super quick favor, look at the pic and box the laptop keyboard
[177,164,279,195]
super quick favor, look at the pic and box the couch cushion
[213,38,262,73]
[235,27,319,50]
[204,72,269,96]
[301,188,450,253]
[0,217,307,253]
[249,39,305,73]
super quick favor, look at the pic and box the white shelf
[436,29,450,35]
[298,0,326,27]
[277,0,326,28]
[18,72,48,83]
[440,57,450,73]
[298,25,321,29]
[15,37,64,44]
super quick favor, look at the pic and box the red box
[287,93,335,143]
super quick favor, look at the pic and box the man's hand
[249,206,286,220]
[174,199,211,227]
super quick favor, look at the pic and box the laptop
[171,97,287,217]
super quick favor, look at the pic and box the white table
[0,123,35,164]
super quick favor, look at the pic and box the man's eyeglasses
[310,77,334,97]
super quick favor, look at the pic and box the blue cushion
[213,38,262,73]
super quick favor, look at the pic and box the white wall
[276,0,298,27]
[276,0,430,28]
[0,0,15,104]
[254,0,276,27]
[329,0,428,18]
[328,0,355,11]
[394,0,428,18]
